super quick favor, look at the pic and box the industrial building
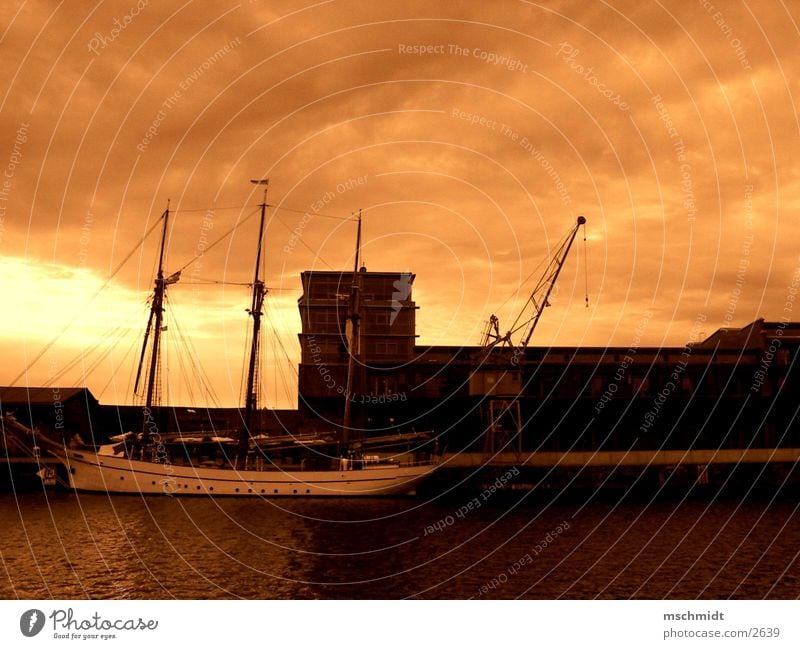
[295,268,800,484]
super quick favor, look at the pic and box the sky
[1,0,798,408]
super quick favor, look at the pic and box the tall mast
[240,180,268,458]
[141,205,170,442]
[341,209,362,446]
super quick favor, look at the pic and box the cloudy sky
[1,0,798,408]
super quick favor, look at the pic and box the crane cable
[583,222,589,308]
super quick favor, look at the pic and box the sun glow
[0,255,300,408]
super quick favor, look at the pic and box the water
[1,492,798,599]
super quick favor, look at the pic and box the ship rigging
[28,182,440,496]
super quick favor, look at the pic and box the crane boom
[482,215,586,353]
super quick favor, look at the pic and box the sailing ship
[43,184,439,496]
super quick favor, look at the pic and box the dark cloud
[2,0,798,405]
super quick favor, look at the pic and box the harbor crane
[474,215,587,456]
[480,215,587,355]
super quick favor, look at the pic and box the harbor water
[1,492,799,599]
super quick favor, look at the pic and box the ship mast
[239,180,269,459]
[139,205,170,443]
[341,209,362,447]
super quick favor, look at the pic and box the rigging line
[170,204,260,213]
[163,298,194,407]
[174,207,261,274]
[238,316,252,414]
[71,325,130,381]
[276,354,295,408]
[177,333,217,408]
[263,345,277,408]
[166,295,222,408]
[272,327,299,404]
[44,297,151,387]
[170,204,357,221]
[78,330,131,388]
[182,280,293,290]
[272,212,335,270]
[9,214,166,387]
[181,279,252,286]
[96,327,142,405]
[265,292,302,355]
[274,329,301,364]
[262,299,297,407]
[263,303,299,401]
[267,204,357,222]
[127,305,148,402]
[172,337,198,409]
[43,323,125,386]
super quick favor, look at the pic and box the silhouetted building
[294,265,800,455]
[297,269,417,430]
[0,386,99,443]
[412,319,800,454]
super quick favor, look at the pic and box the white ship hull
[58,448,437,497]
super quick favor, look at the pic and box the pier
[445,447,800,468]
